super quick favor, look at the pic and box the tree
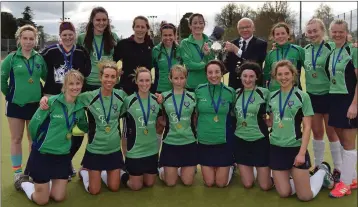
[1,12,18,39]
[215,3,255,29]
[77,22,88,34]
[254,2,296,41]
[17,6,36,27]
[313,3,335,32]
[178,12,193,41]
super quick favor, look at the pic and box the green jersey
[269,87,314,147]
[29,93,88,154]
[263,43,305,91]
[78,88,126,154]
[196,83,235,145]
[1,48,47,106]
[123,93,161,158]
[234,87,270,141]
[152,43,183,92]
[327,44,358,95]
[180,34,214,89]
[77,32,119,86]
[161,90,196,145]
[303,41,332,95]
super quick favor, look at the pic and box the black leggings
[70,135,84,159]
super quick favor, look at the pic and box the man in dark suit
[224,18,267,89]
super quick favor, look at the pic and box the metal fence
[335,9,357,33]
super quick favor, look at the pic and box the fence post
[350,10,353,33]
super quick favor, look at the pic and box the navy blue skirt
[269,144,311,171]
[159,142,198,167]
[6,101,38,120]
[308,93,330,114]
[125,153,159,176]
[198,143,234,167]
[81,150,124,171]
[328,94,357,129]
[24,149,72,184]
[234,136,270,167]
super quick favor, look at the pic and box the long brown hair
[84,7,116,55]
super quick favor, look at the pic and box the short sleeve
[302,92,314,117]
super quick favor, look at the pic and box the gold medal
[332,79,336,84]
[105,125,111,133]
[241,121,247,127]
[144,128,149,135]
[176,123,182,129]
[66,133,72,139]
[278,122,284,128]
[312,73,317,78]
[28,78,34,84]
[213,115,219,122]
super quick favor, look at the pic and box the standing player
[268,60,334,201]
[113,16,154,155]
[158,65,197,186]
[303,18,342,182]
[120,67,161,191]
[263,22,305,91]
[233,62,272,190]
[196,60,235,187]
[180,13,214,91]
[1,25,47,184]
[15,70,88,205]
[327,19,357,198]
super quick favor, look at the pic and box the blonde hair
[132,67,152,83]
[15,24,38,47]
[329,19,349,32]
[271,60,298,84]
[61,70,84,93]
[169,65,187,79]
[305,18,327,40]
[98,60,121,78]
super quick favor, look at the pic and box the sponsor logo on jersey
[53,114,63,119]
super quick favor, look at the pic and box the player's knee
[165,179,177,187]
[215,180,227,188]
[278,191,291,198]
[108,184,119,192]
[181,178,194,186]
[297,193,313,202]
[130,182,143,191]
[204,180,215,187]
[243,181,254,189]
[34,197,49,206]
[88,186,101,195]
[259,182,273,191]
[51,194,66,202]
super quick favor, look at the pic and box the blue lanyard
[136,92,151,127]
[99,90,113,125]
[311,41,324,71]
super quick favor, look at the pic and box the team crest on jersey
[112,104,118,112]
[184,101,190,108]
[151,105,156,112]
[221,99,227,106]
[288,100,294,108]
[249,97,255,103]
[338,55,343,62]
[36,63,41,69]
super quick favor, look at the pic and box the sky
[1,1,357,39]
